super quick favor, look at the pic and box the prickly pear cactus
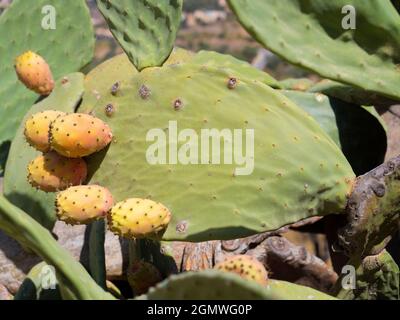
[228,0,400,101]
[24,110,66,152]
[50,113,113,158]
[0,0,94,147]
[78,60,355,242]
[214,255,268,286]
[108,198,172,240]
[127,261,163,295]
[56,185,114,225]
[14,51,55,95]
[139,270,336,300]
[96,0,183,70]
[27,151,87,192]
[3,73,85,229]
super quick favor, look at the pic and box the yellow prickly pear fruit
[214,255,269,286]
[55,185,114,225]
[108,198,172,240]
[127,261,162,295]
[27,151,87,192]
[14,51,55,95]
[24,110,66,152]
[50,113,113,158]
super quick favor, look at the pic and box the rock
[0,283,12,300]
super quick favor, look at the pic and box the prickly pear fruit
[14,51,55,95]
[127,261,162,295]
[27,151,87,192]
[214,255,268,286]
[24,110,66,152]
[50,113,113,158]
[55,185,114,225]
[108,198,172,240]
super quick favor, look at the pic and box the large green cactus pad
[0,196,115,300]
[96,0,183,71]
[139,270,336,300]
[281,90,387,175]
[335,250,399,300]
[80,62,355,242]
[228,0,400,101]
[3,73,85,230]
[0,0,94,147]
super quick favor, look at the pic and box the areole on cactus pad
[78,59,355,242]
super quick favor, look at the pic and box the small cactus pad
[128,261,163,295]
[214,255,268,286]
[55,185,114,225]
[14,51,55,95]
[108,198,172,240]
[96,0,183,70]
[24,110,66,152]
[50,113,113,158]
[27,151,87,192]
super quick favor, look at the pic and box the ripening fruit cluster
[24,110,172,239]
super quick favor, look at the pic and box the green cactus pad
[335,250,399,300]
[3,73,85,230]
[228,0,400,102]
[80,62,355,242]
[281,90,387,175]
[139,270,336,300]
[96,0,183,71]
[0,0,94,147]
[0,196,115,300]
[14,262,62,300]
